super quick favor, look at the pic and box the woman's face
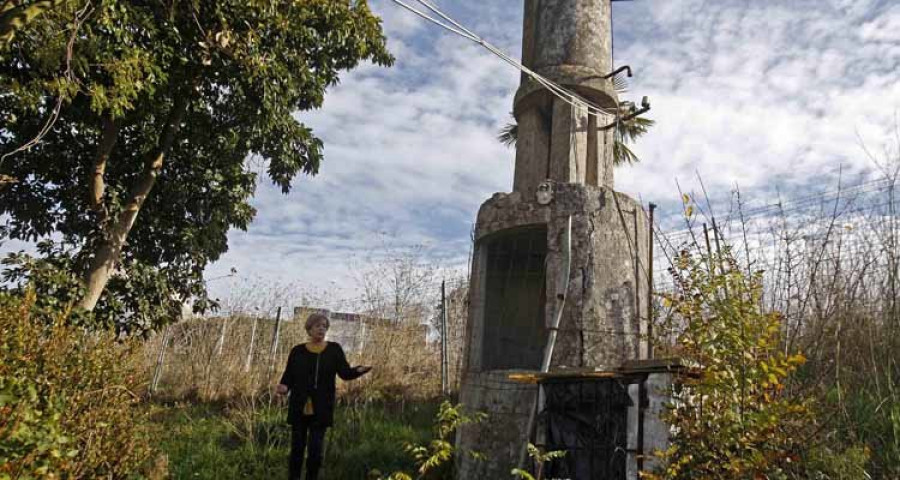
[308,320,328,342]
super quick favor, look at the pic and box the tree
[0,0,392,333]
[0,0,63,47]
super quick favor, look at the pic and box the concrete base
[455,371,537,479]
[455,183,651,478]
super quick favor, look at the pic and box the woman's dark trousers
[289,419,327,480]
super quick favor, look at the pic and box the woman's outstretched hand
[354,366,372,375]
[275,383,289,395]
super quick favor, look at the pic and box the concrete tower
[455,1,651,477]
[514,0,620,199]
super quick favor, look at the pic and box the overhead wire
[391,0,657,290]
[393,0,899,376]
[659,177,898,240]
[389,0,623,120]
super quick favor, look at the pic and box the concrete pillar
[456,1,650,477]
[587,112,616,188]
[548,99,589,185]
[512,0,618,197]
[520,0,538,78]
[512,108,551,198]
[533,0,613,78]
[601,118,616,188]
[456,184,650,478]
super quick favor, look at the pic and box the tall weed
[0,291,159,478]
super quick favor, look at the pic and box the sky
[201,0,900,307]
[6,0,900,310]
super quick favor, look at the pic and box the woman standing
[275,313,371,480]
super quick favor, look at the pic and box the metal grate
[481,225,548,370]
[539,378,632,479]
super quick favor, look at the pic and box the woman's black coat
[280,342,363,427]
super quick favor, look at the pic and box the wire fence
[144,299,467,402]
[650,172,900,351]
[143,172,900,398]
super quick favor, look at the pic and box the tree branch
[119,82,193,222]
[88,113,117,225]
[78,79,195,311]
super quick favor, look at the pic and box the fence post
[215,317,228,356]
[150,324,171,396]
[245,311,259,372]
[648,202,656,359]
[441,280,449,396]
[269,306,283,377]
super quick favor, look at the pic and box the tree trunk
[88,113,118,225]
[78,92,192,311]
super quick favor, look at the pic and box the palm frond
[617,116,655,143]
[496,109,654,167]
[498,121,518,148]
[612,116,654,165]
[612,138,640,166]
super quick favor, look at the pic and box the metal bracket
[603,65,632,79]
[599,96,650,130]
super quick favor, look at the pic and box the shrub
[511,444,566,480]
[646,250,869,479]
[377,401,485,480]
[0,291,158,478]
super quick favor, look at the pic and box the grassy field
[149,398,440,479]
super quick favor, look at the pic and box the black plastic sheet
[539,378,632,479]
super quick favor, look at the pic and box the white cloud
[617,0,900,200]
[860,5,900,42]
[213,0,900,303]
[4,1,899,310]
[207,4,523,302]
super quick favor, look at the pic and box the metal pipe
[269,306,283,378]
[599,100,651,130]
[441,280,449,396]
[244,312,259,372]
[541,216,573,371]
[602,65,632,79]
[215,318,228,356]
[648,203,656,359]
[519,216,573,472]
[636,376,647,474]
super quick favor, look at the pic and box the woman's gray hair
[304,312,330,332]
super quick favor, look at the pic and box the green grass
[150,399,439,479]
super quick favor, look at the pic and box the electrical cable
[389,0,623,121]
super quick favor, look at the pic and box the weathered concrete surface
[517,0,617,109]
[456,183,650,478]
[454,371,538,479]
[512,108,551,197]
[466,183,650,371]
[548,99,588,185]
[587,111,616,188]
[625,372,675,478]
[513,0,619,199]
[512,101,616,199]
[533,0,613,75]
[641,372,674,474]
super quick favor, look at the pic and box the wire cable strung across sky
[388,0,623,119]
